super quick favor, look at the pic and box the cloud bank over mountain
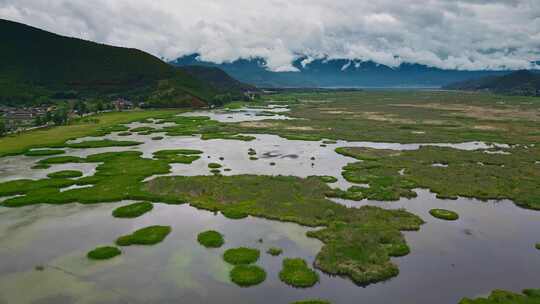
[1,0,539,71]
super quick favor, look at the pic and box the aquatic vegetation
[197,230,225,248]
[229,265,267,287]
[153,149,202,164]
[290,300,330,304]
[47,170,83,179]
[112,202,153,218]
[38,156,85,165]
[249,157,258,160]
[279,258,319,288]
[130,126,155,133]
[24,149,65,157]
[429,209,459,221]
[117,132,132,136]
[223,247,260,265]
[248,148,257,156]
[208,163,222,169]
[116,225,171,246]
[87,246,121,260]
[201,133,255,141]
[267,247,283,256]
[221,209,248,219]
[210,169,221,175]
[317,176,338,183]
[459,289,540,304]
[334,146,540,210]
[146,174,423,285]
[66,139,142,149]
[536,243,540,250]
[1,151,172,207]
[151,136,164,140]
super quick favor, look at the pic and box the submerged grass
[116,225,171,246]
[279,258,319,288]
[112,202,153,218]
[197,230,225,248]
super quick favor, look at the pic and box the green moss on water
[279,258,319,288]
[24,149,65,157]
[208,163,222,169]
[197,230,224,248]
[116,225,171,246]
[66,140,142,149]
[267,247,283,256]
[112,202,153,218]
[87,246,121,260]
[230,265,266,287]
[429,209,459,221]
[459,289,540,304]
[223,247,260,265]
[47,170,83,179]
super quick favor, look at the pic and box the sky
[1,0,539,71]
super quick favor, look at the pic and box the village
[0,98,134,136]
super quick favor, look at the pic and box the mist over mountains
[173,54,512,88]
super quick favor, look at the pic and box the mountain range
[173,54,513,88]
[0,19,250,107]
[444,70,540,96]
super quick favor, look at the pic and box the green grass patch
[112,202,153,218]
[66,139,142,149]
[38,156,85,165]
[130,126,155,133]
[208,163,222,169]
[222,209,248,219]
[459,289,540,304]
[223,247,260,265]
[318,176,338,183]
[24,149,65,157]
[267,247,283,256]
[47,170,83,179]
[197,230,224,248]
[230,265,267,287]
[0,110,180,157]
[153,149,202,164]
[116,225,171,246]
[279,258,319,288]
[87,246,121,260]
[429,209,459,221]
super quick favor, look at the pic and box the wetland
[0,91,539,304]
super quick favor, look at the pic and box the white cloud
[1,0,539,71]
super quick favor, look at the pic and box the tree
[74,100,88,116]
[96,99,104,113]
[52,105,68,125]
[33,115,43,126]
[0,118,6,136]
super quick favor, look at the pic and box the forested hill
[444,70,540,96]
[0,19,250,107]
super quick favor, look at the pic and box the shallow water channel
[0,107,538,304]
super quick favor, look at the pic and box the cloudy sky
[1,0,539,71]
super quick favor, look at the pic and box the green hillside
[0,19,247,107]
[444,70,540,96]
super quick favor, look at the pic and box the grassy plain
[459,289,540,304]
[0,110,180,157]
